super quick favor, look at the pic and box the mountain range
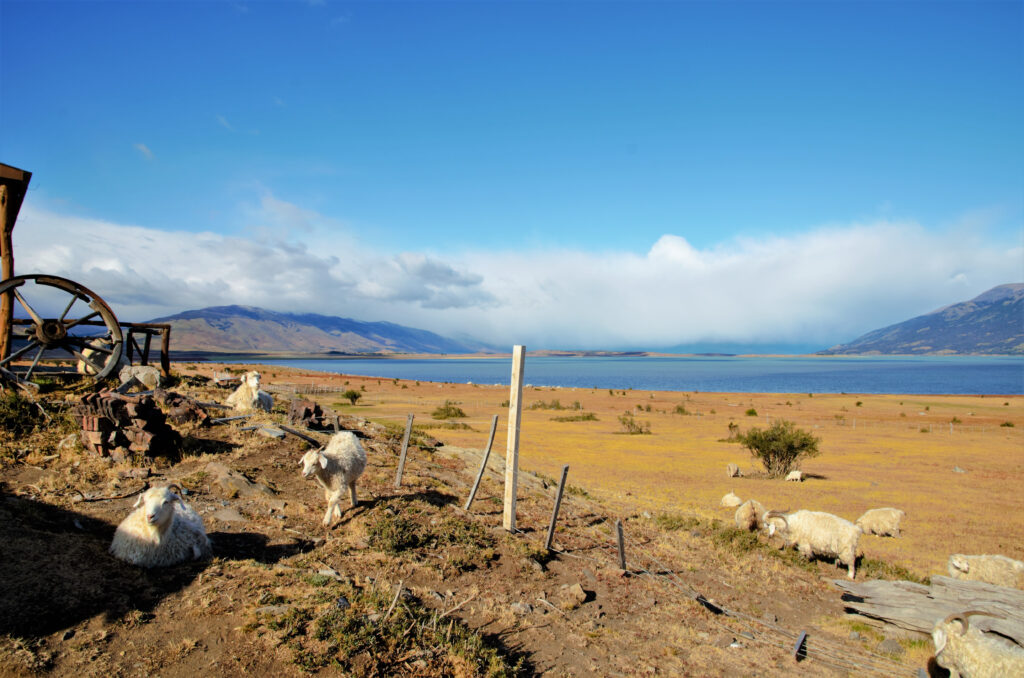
[819,283,1023,356]
[149,306,492,355]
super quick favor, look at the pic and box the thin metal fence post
[464,415,499,511]
[394,413,414,488]
[545,465,570,551]
[616,519,626,570]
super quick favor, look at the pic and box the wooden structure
[835,575,1024,644]
[0,163,32,362]
[503,345,525,532]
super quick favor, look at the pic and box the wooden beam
[503,345,525,532]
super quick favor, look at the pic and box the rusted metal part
[71,390,181,462]
[151,387,211,425]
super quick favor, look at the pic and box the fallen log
[834,575,1024,645]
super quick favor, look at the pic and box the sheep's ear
[933,627,947,654]
[319,453,329,469]
[133,494,145,508]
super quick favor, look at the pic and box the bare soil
[4,362,1016,676]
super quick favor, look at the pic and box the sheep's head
[134,484,182,531]
[763,510,789,537]
[243,371,262,388]
[300,448,328,479]
[949,554,970,575]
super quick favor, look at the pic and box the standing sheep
[226,370,273,412]
[300,431,367,527]
[109,484,212,568]
[948,554,1024,590]
[735,499,766,531]
[932,611,1024,678]
[785,470,804,482]
[720,490,742,508]
[855,508,906,537]
[764,509,863,579]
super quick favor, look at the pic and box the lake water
[236,355,1024,395]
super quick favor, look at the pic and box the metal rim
[0,274,123,385]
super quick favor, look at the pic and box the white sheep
[109,484,212,568]
[764,509,863,579]
[785,470,804,482]
[726,463,741,478]
[734,499,766,531]
[76,344,129,376]
[226,370,273,412]
[948,554,1024,590]
[855,507,906,538]
[720,490,742,508]
[932,611,1024,678]
[300,431,367,527]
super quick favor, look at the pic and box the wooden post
[394,413,414,488]
[545,464,570,551]
[0,164,32,363]
[503,345,525,532]
[464,414,499,511]
[615,519,626,570]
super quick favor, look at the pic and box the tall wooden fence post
[0,164,32,363]
[464,414,499,511]
[545,464,570,551]
[394,413,414,488]
[615,519,627,570]
[503,345,525,532]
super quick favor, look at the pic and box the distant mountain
[148,305,492,355]
[819,284,1024,356]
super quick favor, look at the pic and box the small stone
[429,591,445,604]
[61,629,75,641]
[849,631,862,641]
[712,634,734,649]
[953,466,967,474]
[581,568,596,582]
[558,583,588,610]
[366,613,381,623]
[641,511,652,519]
[510,602,532,616]
[523,557,545,574]
[334,596,350,610]
[877,638,904,656]
[254,604,291,616]
[762,612,777,624]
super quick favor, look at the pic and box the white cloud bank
[13,199,1022,350]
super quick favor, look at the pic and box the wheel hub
[34,319,68,346]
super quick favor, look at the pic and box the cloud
[132,143,153,160]
[11,199,1021,350]
[216,115,234,131]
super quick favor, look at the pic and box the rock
[254,604,291,616]
[334,596,350,610]
[712,633,735,648]
[510,602,532,616]
[205,462,276,499]
[317,567,344,581]
[558,583,588,610]
[850,631,862,641]
[119,365,163,390]
[762,612,777,624]
[211,507,246,523]
[429,591,445,604]
[641,511,652,519]
[258,427,285,440]
[523,557,545,574]
[953,466,967,474]
[581,567,597,582]
[877,638,904,656]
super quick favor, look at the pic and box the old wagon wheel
[0,274,123,388]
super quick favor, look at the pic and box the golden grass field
[189,362,1024,581]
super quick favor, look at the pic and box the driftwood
[835,575,1024,645]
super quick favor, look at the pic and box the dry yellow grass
[187,363,1024,581]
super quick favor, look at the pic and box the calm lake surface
[237,355,1024,395]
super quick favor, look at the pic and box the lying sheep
[856,507,906,538]
[948,554,1024,590]
[932,610,1024,678]
[76,344,129,376]
[720,490,742,508]
[726,463,741,478]
[109,484,212,568]
[300,431,367,527]
[735,499,766,531]
[764,509,862,579]
[785,470,804,482]
[226,370,273,412]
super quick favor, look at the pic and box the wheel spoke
[24,346,46,381]
[70,348,105,375]
[12,289,45,325]
[0,338,42,367]
[58,293,85,323]
[63,310,101,331]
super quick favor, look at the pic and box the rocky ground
[0,371,932,677]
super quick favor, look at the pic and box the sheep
[948,554,1024,590]
[226,370,273,412]
[734,499,766,531]
[76,344,129,376]
[785,470,804,482]
[856,507,906,538]
[720,490,742,508]
[726,463,741,478]
[763,509,863,579]
[932,610,1024,678]
[109,484,212,568]
[300,431,367,527]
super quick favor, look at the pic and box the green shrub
[0,391,44,437]
[618,413,650,435]
[1001,421,1015,428]
[745,408,758,417]
[737,419,821,478]
[431,400,466,419]
[340,389,362,406]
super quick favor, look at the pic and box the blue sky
[2,1,1022,351]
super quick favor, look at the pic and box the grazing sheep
[948,554,1024,590]
[726,463,741,478]
[856,507,906,538]
[785,470,804,482]
[76,344,129,376]
[300,431,367,527]
[735,499,766,531]
[764,509,863,579]
[720,490,742,508]
[109,484,212,568]
[932,611,1024,678]
[226,370,273,412]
